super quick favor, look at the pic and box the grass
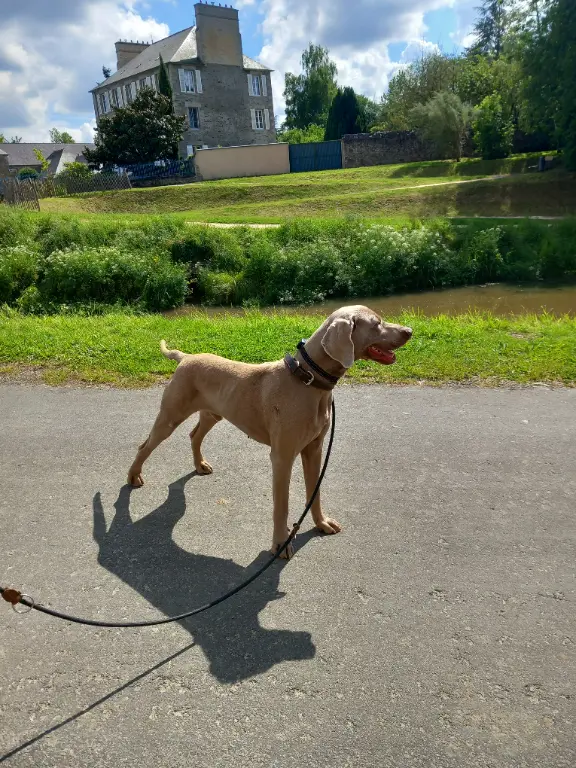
[38,153,572,222]
[1,311,574,387]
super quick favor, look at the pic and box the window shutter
[264,109,270,130]
[261,75,267,97]
[195,70,203,93]
[178,68,186,92]
[250,109,257,130]
[247,73,253,96]
[117,87,124,107]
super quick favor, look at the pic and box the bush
[472,94,514,160]
[17,167,39,181]
[0,246,39,303]
[39,247,187,311]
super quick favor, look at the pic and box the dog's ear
[321,317,355,368]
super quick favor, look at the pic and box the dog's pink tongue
[367,346,396,365]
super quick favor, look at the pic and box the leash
[1,400,336,628]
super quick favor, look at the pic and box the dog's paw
[128,472,144,488]
[316,517,342,535]
[196,460,213,475]
[271,540,294,560]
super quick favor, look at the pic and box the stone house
[0,143,95,177]
[90,3,276,157]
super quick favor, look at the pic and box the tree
[49,128,75,143]
[283,44,338,130]
[0,134,4,143]
[18,167,39,180]
[324,87,362,140]
[33,148,50,172]
[83,88,186,166]
[411,91,472,160]
[379,52,460,130]
[158,55,173,102]
[56,161,93,181]
[356,95,381,132]
[2,135,22,143]
[102,66,112,79]
[468,0,511,59]
[472,93,514,158]
[276,125,325,143]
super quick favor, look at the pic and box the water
[167,283,576,318]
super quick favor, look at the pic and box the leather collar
[284,339,341,391]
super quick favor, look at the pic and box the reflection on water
[166,283,576,319]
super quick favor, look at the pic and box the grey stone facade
[90,4,275,157]
[342,131,436,168]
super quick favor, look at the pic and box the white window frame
[248,73,268,97]
[251,108,270,131]
[188,106,200,130]
[99,92,110,114]
[179,68,202,94]
[138,77,147,91]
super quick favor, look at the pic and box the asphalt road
[1,383,575,768]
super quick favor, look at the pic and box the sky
[0,0,479,143]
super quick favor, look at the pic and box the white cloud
[256,0,458,124]
[0,1,168,142]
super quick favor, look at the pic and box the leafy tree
[467,0,511,59]
[158,55,173,102]
[379,52,460,130]
[57,161,93,180]
[283,44,337,130]
[276,125,325,143]
[472,93,514,158]
[33,148,50,172]
[0,134,4,143]
[356,95,381,132]
[324,87,362,140]
[49,128,75,143]
[84,88,186,166]
[102,66,112,79]
[411,91,472,160]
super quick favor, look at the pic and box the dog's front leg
[301,435,342,536]
[270,448,296,559]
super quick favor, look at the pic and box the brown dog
[128,305,412,558]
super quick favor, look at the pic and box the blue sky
[0,0,477,142]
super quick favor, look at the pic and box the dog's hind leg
[190,410,222,475]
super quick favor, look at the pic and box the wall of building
[194,142,289,181]
[0,153,9,177]
[169,62,275,154]
[342,131,437,168]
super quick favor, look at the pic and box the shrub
[39,247,187,310]
[17,167,39,181]
[0,209,38,247]
[197,269,240,305]
[0,246,39,303]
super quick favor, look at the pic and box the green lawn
[38,154,571,222]
[1,311,574,387]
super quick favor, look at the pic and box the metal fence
[119,158,195,182]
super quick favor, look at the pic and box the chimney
[115,41,150,71]
[194,3,242,67]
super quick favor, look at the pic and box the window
[188,107,200,130]
[125,83,134,104]
[139,78,146,91]
[248,73,267,97]
[251,108,270,131]
[178,69,203,94]
[98,92,110,114]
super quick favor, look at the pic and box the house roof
[2,143,94,168]
[0,148,7,156]
[92,26,271,92]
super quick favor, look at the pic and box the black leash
[1,400,336,628]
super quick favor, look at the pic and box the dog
[128,305,412,558]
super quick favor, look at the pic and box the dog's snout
[402,326,413,340]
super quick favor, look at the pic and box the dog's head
[318,305,412,369]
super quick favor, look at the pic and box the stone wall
[342,131,437,168]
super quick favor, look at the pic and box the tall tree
[49,128,75,143]
[84,89,185,166]
[468,0,511,59]
[158,55,173,102]
[102,66,112,79]
[283,44,337,130]
[411,91,472,160]
[324,87,362,140]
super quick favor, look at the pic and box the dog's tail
[160,340,185,363]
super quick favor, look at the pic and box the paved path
[1,384,575,767]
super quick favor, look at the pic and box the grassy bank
[2,211,576,310]
[1,311,574,387]
[37,154,571,222]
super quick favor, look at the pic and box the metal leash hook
[0,400,336,629]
